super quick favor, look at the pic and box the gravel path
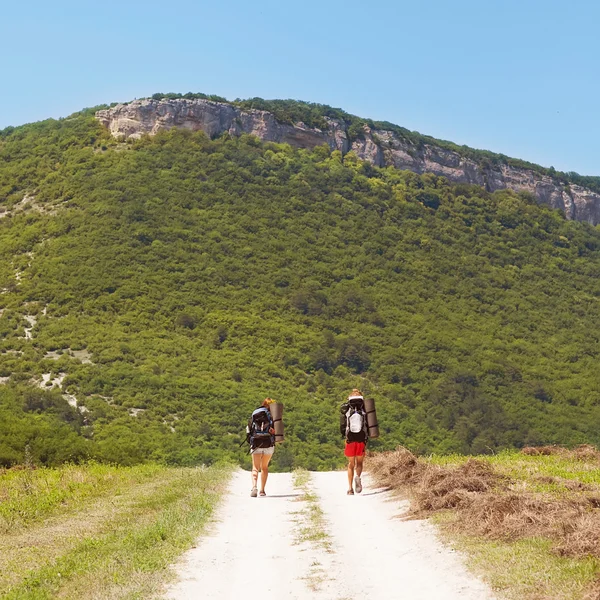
[165,469,496,600]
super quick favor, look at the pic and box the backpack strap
[361,407,369,441]
[340,403,349,437]
[344,405,355,439]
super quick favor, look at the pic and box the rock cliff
[96,99,600,225]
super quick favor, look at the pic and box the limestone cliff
[96,99,600,225]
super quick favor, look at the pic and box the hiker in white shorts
[247,398,276,497]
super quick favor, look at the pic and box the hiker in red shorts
[340,388,368,495]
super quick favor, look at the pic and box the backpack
[343,398,367,439]
[247,407,273,449]
[348,408,364,433]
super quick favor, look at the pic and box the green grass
[291,469,333,592]
[0,462,164,532]
[444,533,600,600]
[292,468,311,489]
[429,450,600,494]
[0,462,232,599]
[292,469,332,551]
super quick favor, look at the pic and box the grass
[369,446,600,600]
[292,469,332,552]
[448,534,599,600]
[0,462,164,532]
[436,452,600,498]
[292,469,333,592]
[0,462,232,599]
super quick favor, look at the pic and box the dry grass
[584,580,600,600]
[369,446,600,599]
[521,445,600,462]
[369,447,503,514]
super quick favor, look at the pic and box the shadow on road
[263,494,302,498]
[361,487,392,496]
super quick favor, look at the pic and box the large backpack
[248,407,273,449]
[342,398,367,440]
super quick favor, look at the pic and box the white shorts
[251,446,275,455]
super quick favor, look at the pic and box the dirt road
[165,469,496,600]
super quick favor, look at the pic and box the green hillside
[1,108,600,469]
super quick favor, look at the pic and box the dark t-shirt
[346,430,367,443]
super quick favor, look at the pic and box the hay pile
[369,449,503,514]
[369,446,600,560]
[521,444,600,461]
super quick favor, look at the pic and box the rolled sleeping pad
[270,402,284,443]
[363,397,380,439]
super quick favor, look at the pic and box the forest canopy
[0,111,600,470]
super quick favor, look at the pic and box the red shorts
[344,441,366,457]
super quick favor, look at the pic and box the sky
[1,0,598,175]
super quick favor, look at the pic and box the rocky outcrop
[96,99,600,225]
[96,99,348,152]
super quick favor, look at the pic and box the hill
[1,107,600,468]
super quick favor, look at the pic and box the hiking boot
[250,487,258,497]
[354,476,362,494]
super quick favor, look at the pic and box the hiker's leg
[251,453,261,489]
[356,454,365,477]
[260,453,272,492]
[347,456,356,490]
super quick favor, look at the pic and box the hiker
[247,398,276,497]
[340,388,368,495]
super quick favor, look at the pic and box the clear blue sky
[2,0,598,175]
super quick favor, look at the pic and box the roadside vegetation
[292,469,333,591]
[0,462,231,599]
[369,446,600,599]
[293,469,332,552]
